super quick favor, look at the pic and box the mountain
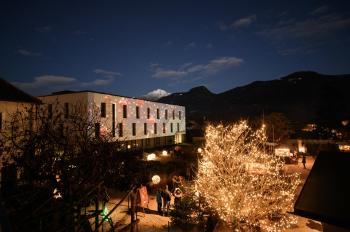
[158,71,350,127]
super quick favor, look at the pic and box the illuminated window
[171,123,173,133]
[154,123,157,134]
[136,106,140,119]
[123,105,127,118]
[48,104,52,119]
[147,107,150,119]
[163,123,166,133]
[179,111,181,120]
[64,103,69,118]
[165,109,168,120]
[101,102,106,117]
[118,123,123,137]
[177,123,180,132]
[132,123,136,136]
[144,123,147,135]
[157,108,159,119]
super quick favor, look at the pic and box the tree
[195,121,300,231]
[0,101,124,231]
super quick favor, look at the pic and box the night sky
[1,0,350,98]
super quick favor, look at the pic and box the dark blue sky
[1,0,350,97]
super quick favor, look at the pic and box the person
[302,155,306,169]
[156,188,162,215]
[164,185,172,215]
[129,187,138,223]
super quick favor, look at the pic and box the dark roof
[39,90,185,107]
[0,78,41,103]
[294,151,350,229]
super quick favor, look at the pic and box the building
[0,78,41,188]
[0,78,41,133]
[38,90,186,149]
[294,151,350,231]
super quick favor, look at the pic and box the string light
[195,121,301,231]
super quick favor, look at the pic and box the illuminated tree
[195,121,300,231]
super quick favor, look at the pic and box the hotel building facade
[38,91,186,150]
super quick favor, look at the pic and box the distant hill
[158,71,350,127]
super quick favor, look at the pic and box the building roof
[294,151,350,229]
[0,78,41,103]
[39,90,185,107]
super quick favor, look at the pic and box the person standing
[129,187,138,224]
[156,188,162,215]
[302,155,306,169]
[165,185,172,215]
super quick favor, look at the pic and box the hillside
[158,71,350,127]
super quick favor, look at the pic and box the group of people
[155,175,184,216]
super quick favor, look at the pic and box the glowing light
[275,147,291,157]
[53,188,62,199]
[298,146,306,153]
[197,148,202,154]
[339,144,350,152]
[162,150,168,156]
[195,121,300,231]
[127,144,131,149]
[147,153,156,161]
[152,175,161,184]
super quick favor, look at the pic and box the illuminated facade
[38,91,186,149]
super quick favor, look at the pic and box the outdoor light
[127,144,131,149]
[151,175,161,184]
[298,146,306,153]
[162,150,168,156]
[147,153,156,161]
[197,148,202,154]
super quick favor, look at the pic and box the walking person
[302,154,306,169]
[156,188,163,215]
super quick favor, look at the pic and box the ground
[94,155,322,232]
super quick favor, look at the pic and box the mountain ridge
[158,71,350,127]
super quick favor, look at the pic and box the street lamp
[152,175,161,184]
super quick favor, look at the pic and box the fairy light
[195,121,301,231]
